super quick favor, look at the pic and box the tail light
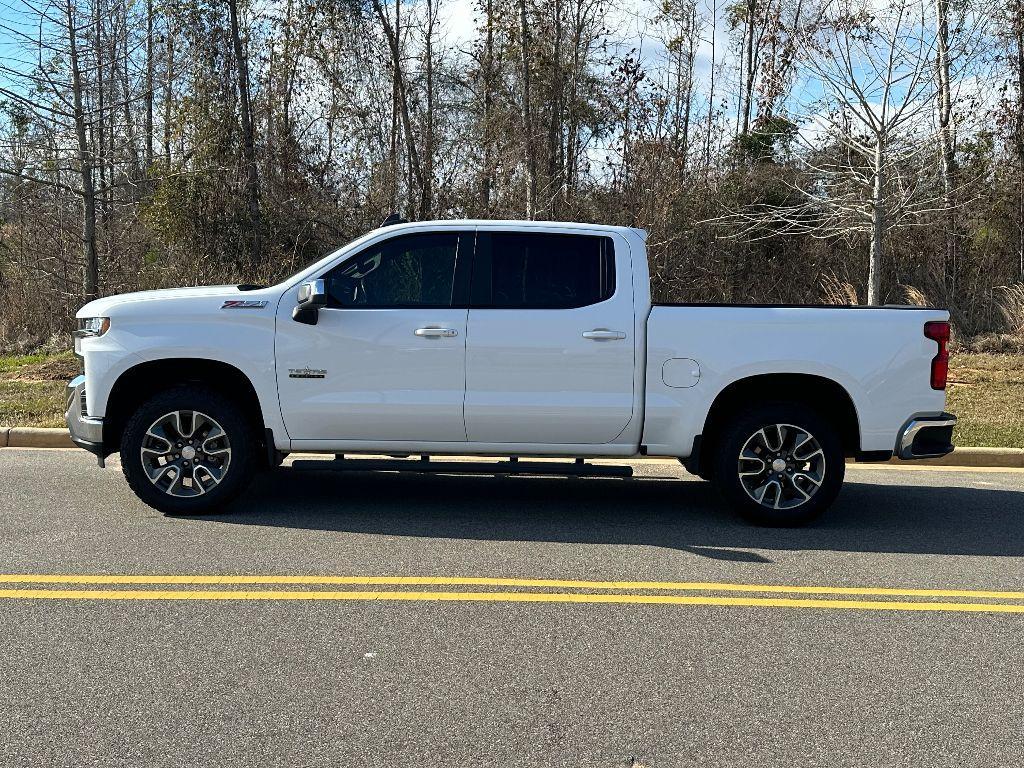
[924,321,950,390]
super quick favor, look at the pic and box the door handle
[414,327,458,338]
[582,329,626,340]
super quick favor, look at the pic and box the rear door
[464,229,635,445]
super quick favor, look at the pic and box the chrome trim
[414,327,458,338]
[897,413,957,459]
[65,375,104,446]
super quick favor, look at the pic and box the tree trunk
[868,143,886,305]
[65,0,99,300]
[548,0,564,217]
[934,0,958,300]
[94,0,108,225]
[480,0,494,213]
[680,7,696,174]
[705,0,717,173]
[564,13,583,203]
[387,0,400,211]
[163,21,174,168]
[1015,7,1024,279]
[519,0,537,219]
[228,0,262,261]
[144,0,154,168]
[373,0,426,218]
[421,0,436,218]
[119,33,141,182]
[741,0,756,136]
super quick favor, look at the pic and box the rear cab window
[471,232,615,309]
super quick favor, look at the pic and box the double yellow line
[1,574,1023,612]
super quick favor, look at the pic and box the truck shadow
[207,468,1024,560]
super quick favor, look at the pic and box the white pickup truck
[68,219,956,525]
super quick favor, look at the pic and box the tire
[679,457,714,482]
[711,401,844,526]
[120,386,258,515]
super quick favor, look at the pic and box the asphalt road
[1,448,1023,767]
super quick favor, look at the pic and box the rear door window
[471,232,615,309]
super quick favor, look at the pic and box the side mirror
[292,279,327,325]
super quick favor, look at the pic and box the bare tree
[717,0,945,304]
[69,0,100,298]
[421,0,438,217]
[478,0,497,212]
[144,0,154,168]
[373,0,427,217]
[931,0,986,305]
[0,0,110,300]
[228,0,261,260]
[1007,0,1024,278]
[654,0,701,170]
[1,0,1022,345]
[519,0,538,218]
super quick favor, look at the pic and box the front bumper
[896,412,957,460]
[65,375,106,463]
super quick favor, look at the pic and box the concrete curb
[6,427,75,449]
[0,427,1021,468]
[881,446,1024,468]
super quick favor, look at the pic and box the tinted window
[323,232,461,308]
[472,233,615,309]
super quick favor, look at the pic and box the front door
[276,231,471,442]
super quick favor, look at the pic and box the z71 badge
[221,300,268,309]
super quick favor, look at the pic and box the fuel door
[662,358,701,389]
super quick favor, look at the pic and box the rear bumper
[65,375,105,460]
[896,412,957,460]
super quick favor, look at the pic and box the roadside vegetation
[2,349,1020,449]
[2,0,1024,353]
[0,351,78,429]
[946,354,1024,448]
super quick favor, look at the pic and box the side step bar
[289,456,634,478]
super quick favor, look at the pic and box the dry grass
[946,353,1024,449]
[0,380,67,428]
[0,351,1021,448]
[0,351,76,429]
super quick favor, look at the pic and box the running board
[289,456,633,478]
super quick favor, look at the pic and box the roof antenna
[380,212,407,228]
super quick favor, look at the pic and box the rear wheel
[711,402,844,526]
[120,386,257,515]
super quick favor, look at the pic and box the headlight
[75,317,110,338]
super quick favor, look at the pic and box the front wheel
[120,386,258,515]
[711,402,844,526]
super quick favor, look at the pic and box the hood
[75,285,263,318]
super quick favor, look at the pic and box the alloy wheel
[140,410,232,498]
[737,423,826,510]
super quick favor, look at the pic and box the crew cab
[67,219,956,525]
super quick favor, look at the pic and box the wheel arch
[690,373,861,476]
[102,358,267,458]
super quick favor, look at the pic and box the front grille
[80,389,88,416]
